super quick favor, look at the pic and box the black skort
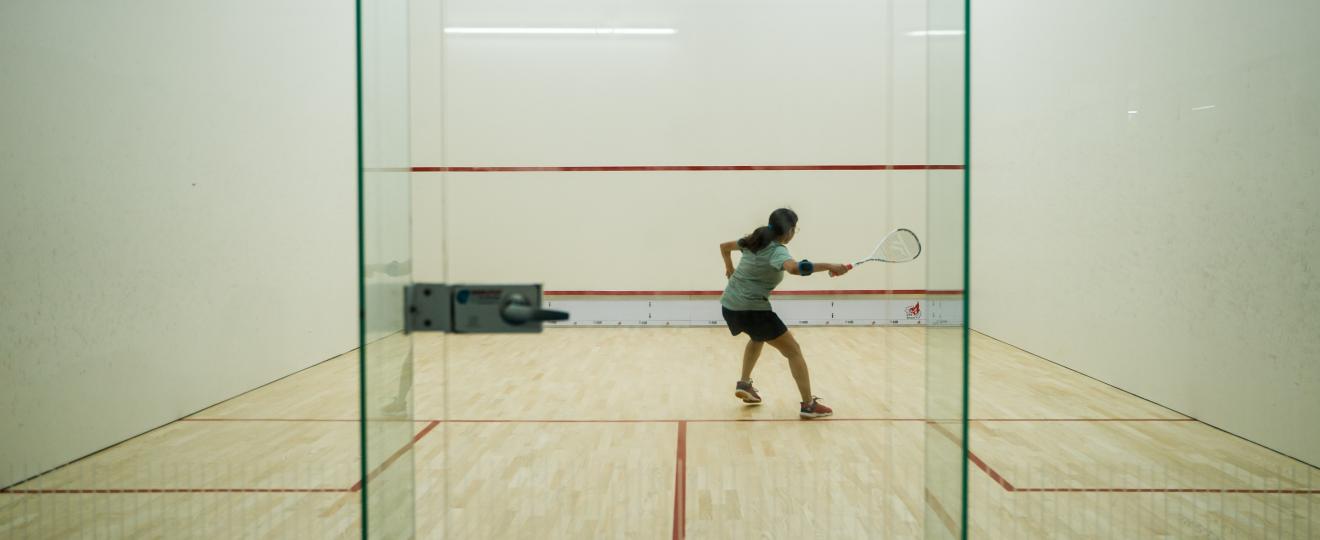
[721,307,788,342]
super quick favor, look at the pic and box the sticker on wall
[888,299,926,325]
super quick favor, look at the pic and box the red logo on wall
[906,302,921,318]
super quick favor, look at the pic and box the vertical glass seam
[403,2,417,533]
[355,0,368,537]
[959,0,972,536]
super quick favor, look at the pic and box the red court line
[350,420,441,493]
[1014,487,1320,494]
[968,452,1016,491]
[687,417,927,423]
[436,418,926,424]
[545,289,964,296]
[413,164,964,173]
[177,417,1192,424]
[926,420,1009,494]
[436,419,626,423]
[672,421,687,540]
[924,489,961,538]
[963,421,1319,495]
[969,418,1194,422]
[1,487,351,494]
[181,418,362,422]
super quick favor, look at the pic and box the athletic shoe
[734,380,762,404]
[800,397,833,419]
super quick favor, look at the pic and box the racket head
[865,228,922,263]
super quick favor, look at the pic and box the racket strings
[871,229,921,263]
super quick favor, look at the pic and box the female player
[719,208,850,418]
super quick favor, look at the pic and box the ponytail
[736,208,798,252]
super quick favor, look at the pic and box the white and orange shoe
[734,380,762,404]
[799,397,833,419]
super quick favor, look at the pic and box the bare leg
[741,339,764,381]
[765,331,812,403]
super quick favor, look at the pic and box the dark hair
[737,208,798,252]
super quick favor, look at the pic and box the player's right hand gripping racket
[845,228,922,269]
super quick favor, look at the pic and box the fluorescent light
[1191,104,1216,111]
[445,27,676,35]
[906,30,965,37]
[1127,110,1139,114]
[607,28,675,35]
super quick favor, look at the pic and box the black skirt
[721,307,788,342]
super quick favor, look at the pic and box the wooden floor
[2,328,1316,538]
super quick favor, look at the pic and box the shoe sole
[734,390,762,404]
[799,411,833,419]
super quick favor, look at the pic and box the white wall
[408,0,940,293]
[0,1,357,486]
[972,0,1320,465]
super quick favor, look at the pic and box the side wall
[0,1,358,486]
[970,0,1320,465]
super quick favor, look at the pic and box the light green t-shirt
[721,241,794,311]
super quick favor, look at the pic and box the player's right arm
[720,241,740,278]
[782,260,849,277]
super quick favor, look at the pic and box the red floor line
[926,420,963,443]
[1014,487,1320,494]
[967,452,1016,491]
[924,488,961,538]
[350,420,441,493]
[927,420,1021,493]
[0,488,351,494]
[438,418,680,424]
[174,417,1193,424]
[685,417,927,423]
[970,418,1194,422]
[968,448,1320,495]
[672,421,687,540]
[961,424,1319,495]
[181,418,362,422]
[438,418,926,423]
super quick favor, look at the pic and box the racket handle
[845,263,854,270]
[501,294,570,325]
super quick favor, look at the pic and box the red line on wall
[544,289,964,297]
[672,421,687,540]
[350,420,440,493]
[413,164,964,173]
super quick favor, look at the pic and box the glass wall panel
[923,0,970,537]
[361,0,971,537]
[358,0,417,537]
